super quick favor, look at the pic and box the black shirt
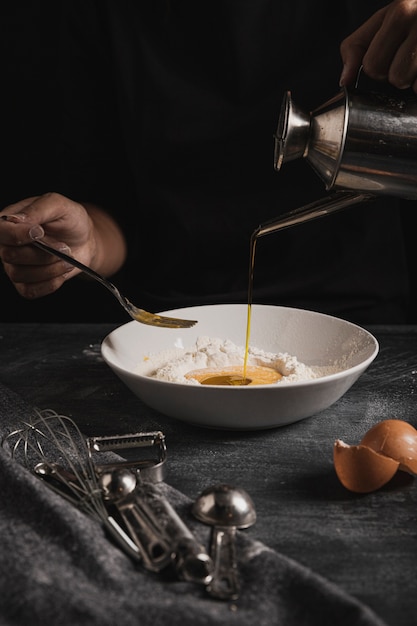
[1,1,410,323]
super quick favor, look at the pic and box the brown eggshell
[360,419,417,475]
[333,439,400,493]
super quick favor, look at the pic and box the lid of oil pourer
[274,88,348,191]
[273,91,311,171]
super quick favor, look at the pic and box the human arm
[340,0,417,91]
[0,193,127,299]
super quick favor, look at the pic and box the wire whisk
[1,409,213,584]
[2,409,141,559]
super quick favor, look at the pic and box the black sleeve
[57,0,135,220]
[1,1,61,206]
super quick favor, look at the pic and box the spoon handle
[208,526,240,600]
[110,481,213,582]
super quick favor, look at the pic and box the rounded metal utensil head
[98,468,138,501]
[192,483,256,529]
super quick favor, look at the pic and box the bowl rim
[101,304,379,390]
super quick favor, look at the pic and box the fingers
[0,193,86,299]
[7,270,73,300]
[340,0,417,92]
[340,9,386,86]
[2,239,74,273]
[1,192,92,263]
[1,239,77,299]
[1,197,41,221]
[1,192,89,244]
[362,1,417,88]
[2,256,75,299]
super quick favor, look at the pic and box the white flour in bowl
[135,336,341,385]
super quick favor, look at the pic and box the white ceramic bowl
[101,304,378,430]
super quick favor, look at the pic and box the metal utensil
[100,468,213,584]
[192,483,256,600]
[253,191,372,239]
[1,215,197,329]
[32,239,197,328]
[1,409,142,560]
[274,73,417,200]
[2,411,212,582]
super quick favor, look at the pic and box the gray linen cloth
[0,382,387,626]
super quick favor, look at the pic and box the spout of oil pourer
[274,91,311,171]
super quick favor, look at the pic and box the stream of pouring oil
[198,192,369,386]
[241,192,371,381]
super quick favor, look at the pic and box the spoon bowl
[192,483,256,528]
[99,468,138,501]
[192,484,256,600]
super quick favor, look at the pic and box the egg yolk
[185,365,282,386]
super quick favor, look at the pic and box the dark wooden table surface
[1,323,416,626]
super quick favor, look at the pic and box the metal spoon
[34,461,89,504]
[31,239,198,328]
[99,467,137,500]
[99,468,213,583]
[1,216,197,329]
[192,483,256,600]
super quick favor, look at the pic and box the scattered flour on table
[135,336,342,385]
